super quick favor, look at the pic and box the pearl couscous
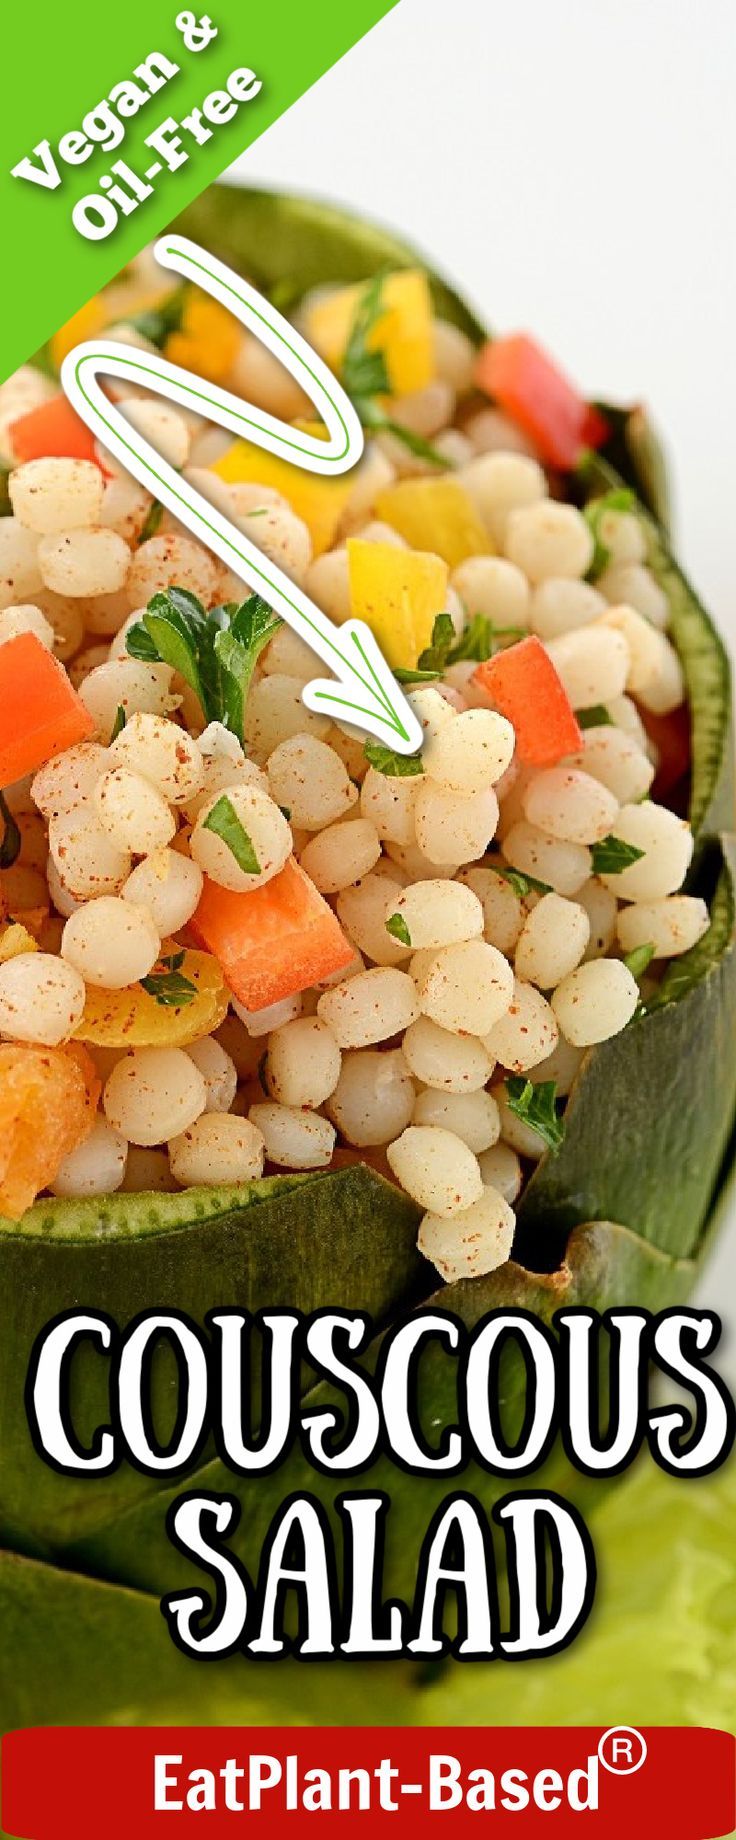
[0,251,706,1286]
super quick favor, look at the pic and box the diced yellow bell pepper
[74,949,229,1051]
[375,477,494,569]
[214,428,353,558]
[306,271,435,397]
[50,296,108,369]
[347,539,448,671]
[0,923,38,964]
[165,293,242,384]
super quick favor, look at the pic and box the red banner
[2,1725,734,1836]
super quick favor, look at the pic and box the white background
[228,0,736,1360]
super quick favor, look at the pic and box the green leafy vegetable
[110,705,127,742]
[584,487,636,578]
[363,740,424,777]
[386,912,412,947]
[136,500,163,546]
[590,834,646,875]
[417,611,456,673]
[577,704,611,730]
[126,589,280,746]
[623,942,656,979]
[202,794,261,874]
[448,614,527,665]
[0,793,21,869]
[393,665,442,685]
[505,1076,565,1154]
[140,952,197,1008]
[130,283,188,349]
[491,861,552,900]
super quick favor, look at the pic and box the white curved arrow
[61,234,423,754]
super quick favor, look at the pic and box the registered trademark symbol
[598,1727,648,1775]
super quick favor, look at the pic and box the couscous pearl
[38,528,130,598]
[360,767,419,846]
[530,1034,584,1096]
[451,556,531,628]
[492,1081,549,1160]
[79,660,175,740]
[458,452,547,546]
[336,874,412,966]
[595,509,647,568]
[515,892,590,988]
[119,399,190,469]
[191,784,291,893]
[110,711,205,803]
[600,802,693,901]
[566,726,655,805]
[0,952,86,1045]
[599,606,684,714]
[552,959,640,1046]
[267,736,358,830]
[577,878,619,960]
[387,878,483,950]
[305,549,352,623]
[505,502,593,583]
[32,742,110,819]
[423,707,515,794]
[104,1047,207,1145]
[266,1016,341,1108]
[415,783,499,865]
[503,821,592,897]
[385,838,458,881]
[418,1184,515,1281]
[186,1035,238,1112]
[406,685,456,746]
[299,819,381,893]
[484,978,559,1071]
[546,626,631,708]
[387,1124,482,1218]
[597,562,669,629]
[0,603,54,649]
[61,897,160,989]
[616,895,710,959]
[169,1112,265,1186]
[416,939,515,1035]
[455,866,524,955]
[325,1048,415,1145]
[0,519,43,608]
[262,625,321,683]
[530,579,607,640]
[245,674,331,755]
[478,1141,522,1203]
[100,478,153,546]
[122,849,203,935]
[93,767,176,856]
[233,993,303,1038]
[51,1117,128,1198]
[248,1102,335,1169]
[523,766,619,845]
[413,1086,501,1153]
[401,1016,493,1093]
[49,808,131,899]
[125,535,219,610]
[10,458,104,533]
[184,752,268,823]
[433,319,476,392]
[317,967,419,1049]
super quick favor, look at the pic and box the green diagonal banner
[0,0,399,383]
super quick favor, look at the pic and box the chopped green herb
[590,834,646,875]
[126,588,280,747]
[0,467,12,518]
[140,952,197,1008]
[130,283,188,349]
[0,793,21,869]
[245,507,269,518]
[386,912,412,947]
[361,398,448,467]
[623,942,656,979]
[110,704,127,742]
[202,794,261,875]
[584,487,636,579]
[278,805,292,822]
[505,1076,565,1155]
[137,499,163,546]
[341,276,448,466]
[364,740,424,777]
[257,1050,270,1096]
[447,614,527,665]
[577,704,611,730]
[417,611,456,673]
[393,665,442,685]
[491,862,552,900]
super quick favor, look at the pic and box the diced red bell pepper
[475,334,609,470]
[474,635,583,767]
[9,395,102,468]
[0,634,96,788]
[191,857,355,1011]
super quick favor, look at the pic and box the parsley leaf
[577,704,611,730]
[623,942,656,979]
[342,273,391,400]
[0,792,20,869]
[386,912,412,947]
[126,589,280,747]
[137,500,164,546]
[584,488,636,579]
[110,704,127,742]
[491,862,552,900]
[131,282,188,349]
[505,1076,565,1155]
[417,611,456,673]
[140,952,197,1008]
[393,665,442,685]
[448,614,527,665]
[202,794,261,874]
[590,835,646,875]
[364,741,424,777]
